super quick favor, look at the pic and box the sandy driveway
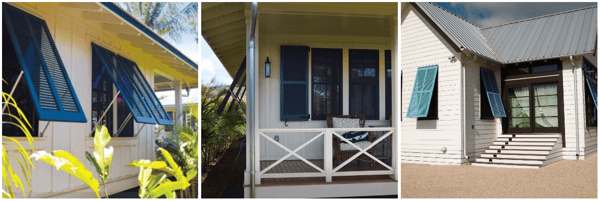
[401,154,597,198]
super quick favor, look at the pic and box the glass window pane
[511,107,530,118]
[510,117,530,128]
[534,96,557,106]
[510,97,529,107]
[532,64,558,73]
[534,84,557,96]
[535,117,559,127]
[509,86,529,97]
[535,106,558,117]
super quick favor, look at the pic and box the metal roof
[482,6,597,63]
[415,2,499,62]
[413,3,597,64]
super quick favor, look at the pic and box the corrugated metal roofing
[416,2,499,61]
[482,6,597,63]
[413,3,597,64]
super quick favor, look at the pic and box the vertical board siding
[401,9,463,165]
[3,3,158,197]
[258,33,392,161]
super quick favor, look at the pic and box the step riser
[499,135,560,138]
[497,138,558,142]
[480,154,546,160]
[471,163,540,169]
[475,158,543,165]
[493,142,555,146]
[484,150,550,155]
[489,146,553,150]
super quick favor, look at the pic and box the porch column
[390,14,398,181]
[174,79,183,124]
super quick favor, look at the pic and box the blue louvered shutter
[481,68,507,117]
[406,65,438,118]
[117,55,173,125]
[3,4,86,122]
[92,43,157,124]
[280,46,310,121]
[585,74,597,109]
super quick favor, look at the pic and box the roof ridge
[426,2,482,29]
[482,5,597,30]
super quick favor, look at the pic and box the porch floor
[258,160,394,185]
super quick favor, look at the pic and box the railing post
[324,129,333,182]
[255,131,261,185]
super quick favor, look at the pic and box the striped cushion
[340,141,372,151]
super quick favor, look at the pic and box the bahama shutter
[406,65,438,118]
[116,55,173,125]
[481,68,507,117]
[3,4,87,122]
[280,46,310,121]
[92,43,157,124]
[585,74,597,109]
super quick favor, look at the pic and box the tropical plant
[85,125,114,198]
[121,2,198,43]
[128,148,191,198]
[2,83,35,198]
[30,150,100,198]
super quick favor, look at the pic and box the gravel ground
[401,154,597,198]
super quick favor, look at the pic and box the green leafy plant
[85,125,114,198]
[128,148,190,198]
[30,150,100,198]
[2,88,35,198]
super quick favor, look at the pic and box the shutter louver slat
[406,65,438,118]
[3,4,86,122]
[280,46,310,121]
[92,43,157,124]
[481,68,507,117]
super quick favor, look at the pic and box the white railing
[255,127,395,184]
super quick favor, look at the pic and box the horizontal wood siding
[258,34,392,161]
[401,8,462,165]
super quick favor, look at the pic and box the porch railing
[255,127,395,184]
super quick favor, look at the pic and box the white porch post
[174,79,183,124]
[390,14,398,181]
[324,129,333,182]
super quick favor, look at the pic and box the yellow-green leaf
[31,150,100,198]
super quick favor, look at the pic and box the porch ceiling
[14,2,199,91]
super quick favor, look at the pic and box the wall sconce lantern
[265,57,271,77]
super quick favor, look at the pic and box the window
[165,112,174,131]
[116,94,134,137]
[506,60,560,76]
[584,58,597,127]
[280,46,311,121]
[311,48,343,120]
[385,50,392,120]
[406,65,438,119]
[91,51,114,135]
[349,49,379,120]
[480,68,507,119]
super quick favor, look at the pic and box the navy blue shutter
[481,68,507,117]
[280,46,310,121]
[585,74,597,109]
[92,43,157,124]
[406,65,437,117]
[117,55,173,125]
[3,4,86,122]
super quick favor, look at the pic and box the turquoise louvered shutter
[481,68,507,117]
[3,4,87,122]
[116,55,173,125]
[92,43,157,124]
[585,74,597,109]
[280,46,310,121]
[406,65,438,117]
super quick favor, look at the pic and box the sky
[201,37,233,85]
[434,2,597,28]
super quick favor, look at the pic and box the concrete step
[480,153,548,160]
[484,149,551,155]
[471,162,541,169]
[499,134,561,138]
[476,158,544,165]
[496,137,558,142]
[492,141,556,146]
[489,145,554,150]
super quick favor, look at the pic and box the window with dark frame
[417,70,438,120]
[92,47,114,136]
[311,48,343,120]
[349,49,379,120]
[385,50,392,120]
[480,73,494,119]
[2,22,39,137]
[116,93,134,137]
[165,111,174,131]
[584,58,597,127]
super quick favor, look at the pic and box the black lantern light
[265,57,271,77]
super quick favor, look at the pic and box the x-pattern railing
[255,127,395,184]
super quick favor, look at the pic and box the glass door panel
[533,84,560,130]
[508,86,531,132]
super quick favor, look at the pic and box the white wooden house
[401,2,597,168]
[2,2,198,197]
[202,2,399,198]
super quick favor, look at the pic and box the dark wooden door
[505,81,562,133]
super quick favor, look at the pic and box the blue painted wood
[481,68,507,117]
[406,65,438,118]
[585,74,597,109]
[280,46,310,121]
[3,4,86,122]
